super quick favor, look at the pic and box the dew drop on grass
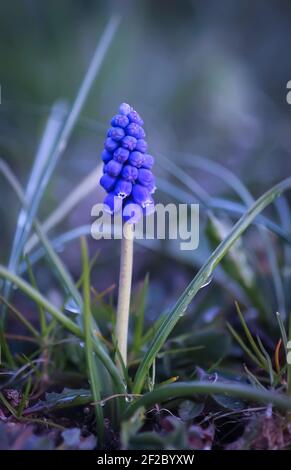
[185,275,213,301]
[79,341,84,349]
[179,304,189,317]
[179,275,214,318]
[125,395,133,403]
[200,274,213,289]
[65,297,81,314]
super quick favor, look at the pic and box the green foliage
[132,176,291,394]
[1,8,291,450]
[81,237,104,442]
[22,389,92,415]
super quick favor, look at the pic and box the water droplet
[200,274,213,289]
[79,341,84,349]
[125,396,133,403]
[178,305,188,318]
[65,297,81,314]
[100,401,106,407]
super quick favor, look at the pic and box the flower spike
[100,103,155,222]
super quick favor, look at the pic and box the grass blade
[133,177,291,393]
[181,153,285,317]
[0,391,17,417]
[0,159,83,308]
[2,14,121,317]
[0,326,14,368]
[226,322,263,368]
[274,311,288,362]
[7,102,67,267]
[157,177,291,244]
[2,102,67,318]
[243,365,266,391]
[17,376,32,418]
[157,153,209,206]
[132,274,149,356]
[256,336,274,387]
[125,381,291,420]
[25,257,47,336]
[0,294,40,340]
[81,237,104,442]
[22,15,121,240]
[25,165,103,254]
[206,215,267,317]
[234,301,267,366]
[0,265,124,395]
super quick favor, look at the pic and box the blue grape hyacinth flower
[100,103,155,222]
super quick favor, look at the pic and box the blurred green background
[0,0,290,267]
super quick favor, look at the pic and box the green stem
[116,222,134,368]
